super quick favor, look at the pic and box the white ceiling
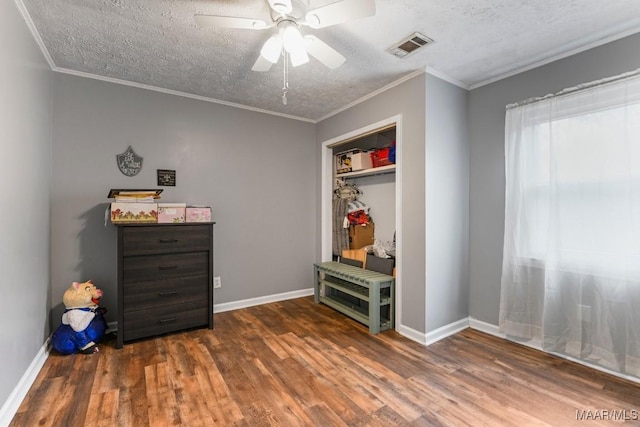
[19,0,640,121]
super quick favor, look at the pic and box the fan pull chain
[282,50,289,105]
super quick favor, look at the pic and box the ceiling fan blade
[305,0,376,29]
[267,0,292,15]
[252,55,274,72]
[195,14,269,30]
[304,35,345,69]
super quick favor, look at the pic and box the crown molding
[54,67,317,123]
[469,26,640,90]
[424,66,470,90]
[316,68,426,122]
[316,66,471,123]
[14,0,55,69]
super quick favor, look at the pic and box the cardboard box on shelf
[336,149,372,174]
[110,202,158,223]
[350,152,373,172]
[157,203,186,223]
[349,222,375,249]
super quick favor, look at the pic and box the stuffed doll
[51,280,108,354]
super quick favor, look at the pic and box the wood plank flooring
[11,296,640,426]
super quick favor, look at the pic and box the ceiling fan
[195,0,376,73]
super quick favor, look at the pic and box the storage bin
[110,203,158,223]
[158,203,186,223]
[370,147,394,168]
[186,206,212,223]
[350,152,373,172]
[336,149,372,174]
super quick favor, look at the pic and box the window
[500,71,640,377]
[507,85,640,274]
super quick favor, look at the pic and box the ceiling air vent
[387,32,434,59]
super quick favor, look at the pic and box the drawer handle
[159,239,178,243]
[159,265,178,270]
[158,291,179,297]
[159,317,177,324]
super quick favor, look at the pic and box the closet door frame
[320,114,402,332]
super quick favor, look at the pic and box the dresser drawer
[123,276,209,312]
[122,225,211,256]
[123,252,208,283]
[123,301,209,341]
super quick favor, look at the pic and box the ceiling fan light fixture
[281,22,305,54]
[260,35,283,63]
[196,0,376,105]
[289,47,309,67]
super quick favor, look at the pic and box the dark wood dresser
[115,223,215,348]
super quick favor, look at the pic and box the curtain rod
[506,68,640,110]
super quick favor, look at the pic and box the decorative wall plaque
[157,169,176,186]
[116,146,143,177]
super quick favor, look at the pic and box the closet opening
[320,115,402,331]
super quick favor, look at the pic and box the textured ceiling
[20,0,640,121]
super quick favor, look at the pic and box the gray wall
[0,0,52,411]
[425,75,470,330]
[51,74,317,324]
[468,33,640,325]
[317,73,427,332]
[352,174,396,243]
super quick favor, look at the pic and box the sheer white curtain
[500,71,640,377]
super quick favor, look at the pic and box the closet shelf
[336,164,396,179]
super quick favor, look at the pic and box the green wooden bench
[314,261,395,334]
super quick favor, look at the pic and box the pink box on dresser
[186,206,212,223]
[157,203,186,223]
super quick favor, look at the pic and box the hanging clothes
[332,197,350,256]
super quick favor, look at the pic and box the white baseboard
[0,339,50,427]
[468,318,640,385]
[396,323,428,345]
[469,318,541,350]
[468,317,503,338]
[549,351,640,385]
[213,288,314,313]
[425,317,470,345]
[397,317,471,346]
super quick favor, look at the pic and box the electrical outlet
[213,276,222,288]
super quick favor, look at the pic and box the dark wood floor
[11,297,640,426]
